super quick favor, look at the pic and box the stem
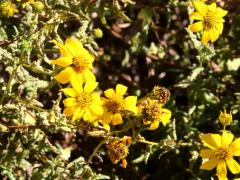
[7,125,55,129]
[0,65,19,104]
[16,98,49,112]
[137,139,158,146]
[21,64,52,75]
[87,137,109,163]
[45,138,68,164]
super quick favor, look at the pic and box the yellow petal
[90,104,103,116]
[70,76,83,93]
[82,69,96,83]
[217,160,227,177]
[83,109,93,121]
[201,30,211,44]
[102,111,113,124]
[92,93,101,102]
[54,67,74,84]
[72,108,84,121]
[148,121,160,130]
[200,158,218,170]
[116,84,128,96]
[160,108,172,126]
[230,138,240,156]
[63,98,77,107]
[200,149,215,158]
[124,96,137,113]
[221,131,234,147]
[189,12,203,20]
[226,158,240,174]
[61,88,78,97]
[193,1,208,16]
[112,113,123,125]
[63,106,77,116]
[216,174,228,180]
[188,22,204,32]
[216,8,228,18]
[216,23,224,34]
[210,28,220,43]
[124,96,137,106]
[102,123,110,131]
[200,133,221,149]
[51,57,72,67]
[65,38,84,57]
[104,88,115,98]
[208,3,217,12]
[84,81,98,93]
[52,39,73,57]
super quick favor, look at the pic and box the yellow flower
[17,0,35,8]
[188,1,228,44]
[200,132,240,178]
[101,84,137,127]
[138,98,171,130]
[0,2,18,17]
[61,79,103,122]
[93,28,103,38]
[107,136,132,168]
[51,38,95,84]
[219,109,232,128]
[33,1,44,12]
[17,0,35,4]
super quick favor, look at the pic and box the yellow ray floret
[188,1,228,44]
[200,132,240,178]
[0,2,18,17]
[51,38,95,84]
[61,79,103,122]
[101,84,137,128]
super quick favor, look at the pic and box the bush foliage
[0,0,240,179]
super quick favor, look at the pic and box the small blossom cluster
[0,0,44,17]
[199,109,240,180]
[51,37,172,167]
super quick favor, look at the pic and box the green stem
[16,99,49,112]
[21,64,52,75]
[0,65,19,104]
[138,139,158,146]
[87,137,109,163]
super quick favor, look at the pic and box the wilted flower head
[138,98,171,130]
[149,86,171,105]
[219,109,232,128]
[188,1,228,44]
[107,136,132,168]
[0,1,18,17]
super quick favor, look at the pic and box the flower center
[141,99,162,122]
[72,57,89,72]
[203,12,217,29]
[76,92,92,107]
[215,147,231,160]
[105,97,123,114]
